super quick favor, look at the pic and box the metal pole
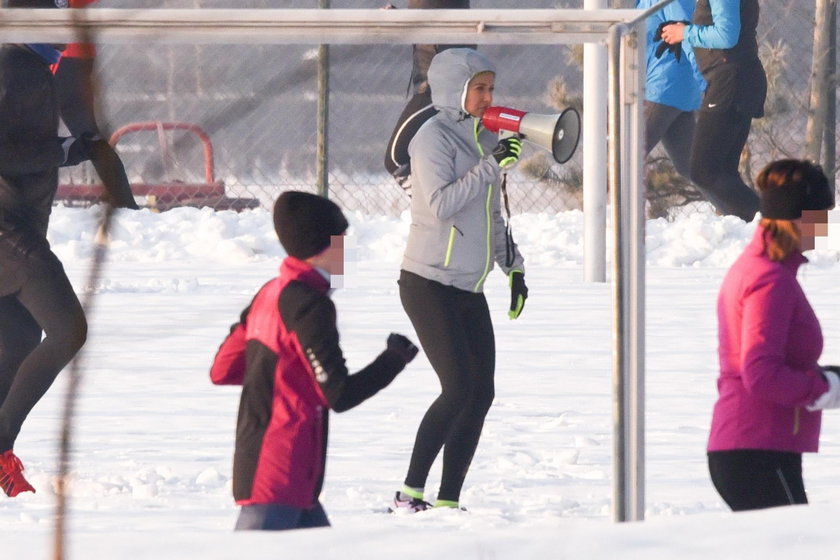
[607,4,657,522]
[607,21,628,523]
[625,22,646,522]
[806,0,835,163]
[317,0,330,197]
[605,0,674,523]
[583,0,608,283]
[825,0,837,192]
[0,8,645,45]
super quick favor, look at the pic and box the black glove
[653,20,689,63]
[387,333,419,364]
[392,162,412,195]
[492,136,523,168]
[59,133,97,167]
[508,270,528,320]
[88,138,140,210]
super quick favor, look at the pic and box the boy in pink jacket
[709,159,838,511]
[210,191,418,530]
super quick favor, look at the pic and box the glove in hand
[653,20,689,62]
[508,270,528,320]
[492,137,523,168]
[387,333,419,364]
[60,133,98,167]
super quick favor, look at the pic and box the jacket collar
[280,256,330,293]
[747,223,808,272]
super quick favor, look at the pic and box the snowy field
[4,203,840,558]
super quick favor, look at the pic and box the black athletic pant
[399,270,495,503]
[0,234,87,452]
[234,502,330,531]
[689,106,760,222]
[644,101,695,180]
[708,450,807,512]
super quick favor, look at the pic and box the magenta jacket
[709,225,829,453]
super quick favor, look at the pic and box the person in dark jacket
[0,0,119,498]
[661,0,766,221]
[53,0,138,209]
[210,191,419,531]
[710,159,838,511]
[383,0,472,191]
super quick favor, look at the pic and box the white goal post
[0,4,669,523]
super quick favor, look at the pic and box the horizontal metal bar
[0,8,642,45]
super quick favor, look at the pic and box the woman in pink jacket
[709,159,838,511]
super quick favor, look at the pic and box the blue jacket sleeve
[684,0,740,49]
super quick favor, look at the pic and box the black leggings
[689,107,760,221]
[708,450,807,512]
[399,271,495,502]
[0,241,87,452]
[644,101,695,180]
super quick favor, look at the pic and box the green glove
[492,137,523,168]
[508,270,528,319]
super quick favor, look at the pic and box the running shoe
[0,450,36,497]
[390,491,432,513]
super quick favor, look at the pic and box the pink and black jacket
[211,257,407,508]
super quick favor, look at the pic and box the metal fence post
[317,0,330,198]
[825,0,837,191]
[583,0,608,283]
[805,0,835,166]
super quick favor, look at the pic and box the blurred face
[307,233,345,275]
[463,72,495,118]
[798,210,830,251]
[322,234,345,275]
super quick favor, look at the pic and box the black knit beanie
[273,191,349,259]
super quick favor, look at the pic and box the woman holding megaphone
[391,48,527,513]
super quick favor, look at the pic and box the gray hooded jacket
[401,48,525,293]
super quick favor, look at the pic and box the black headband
[759,166,834,220]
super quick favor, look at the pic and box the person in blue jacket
[641,0,704,180]
[661,0,766,222]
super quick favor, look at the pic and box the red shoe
[0,450,36,497]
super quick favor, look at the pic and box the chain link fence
[56,0,837,219]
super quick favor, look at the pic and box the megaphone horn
[482,106,581,164]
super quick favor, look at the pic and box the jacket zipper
[472,118,493,292]
[444,225,463,267]
[793,406,800,436]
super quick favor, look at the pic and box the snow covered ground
[4,203,840,558]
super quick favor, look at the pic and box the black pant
[708,450,807,512]
[0,235,87,452]
[399,270,495,503]
[234,502,330,531]
[689,106,760,221]
[644,101,696,180]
